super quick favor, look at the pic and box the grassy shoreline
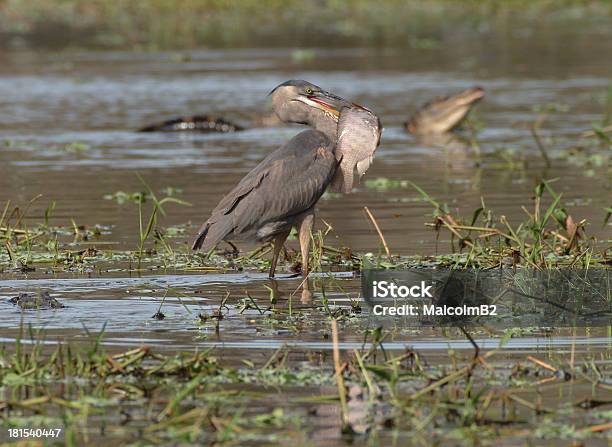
[1,0,611,50]
[1,324,610,445]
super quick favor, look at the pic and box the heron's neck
[308,110,338,142]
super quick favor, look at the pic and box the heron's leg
[298,212,315,277]
[269,231,290,278]
[301,277,312,304]
[225,241,239,256]
[268,278,281,303]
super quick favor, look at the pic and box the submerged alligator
[138,115,245,133]
[138,112,283,133]
[9,291,64,310]
[139,87,483,137]
[405,87,485,135]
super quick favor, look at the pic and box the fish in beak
[330,106,382,194]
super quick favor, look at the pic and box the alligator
[138,115,244,133]
[137,110,287,133]
[9,291,64,310]
[405,87,485,135]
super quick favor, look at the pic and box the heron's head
[268,80,354,129]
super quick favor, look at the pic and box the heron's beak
[300,91,353,117]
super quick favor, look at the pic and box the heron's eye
[305,87,313,95]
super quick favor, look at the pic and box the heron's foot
[221,241,240,258]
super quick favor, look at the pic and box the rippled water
[1,48,610,255]
[0,44,610,447]
[0,47,610,355]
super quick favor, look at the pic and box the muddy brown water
[0,45,611,446]
[0,48,610,354]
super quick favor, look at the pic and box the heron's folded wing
[230,143,338,235]
[197,130,337,249]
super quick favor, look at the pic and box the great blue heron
[192,80,381,277]
[405,87,484,135]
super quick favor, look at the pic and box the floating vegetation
[487,146,527,170]
[2,140,92,153]
[131,175,190,268]
[62,142,90,153]
[103,191,149,205]
[0,327,610,445]
[364,177,412,191]
[0,174,609,277]
[0,174,609,445]
[1,21,611,446]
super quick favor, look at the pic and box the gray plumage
[192,79,381,277]
[192,130,337,252]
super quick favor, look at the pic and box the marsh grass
[407,178,607,269]
[133,175,190,268]
[1,0,611,49]
[0,325,610,445]
[1,181,608,277]
[3,90,608,275]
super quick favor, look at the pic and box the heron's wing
[193,130,338,251]
[331,108,382,194]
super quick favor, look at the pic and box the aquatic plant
[0,325,610,445]
[102,179,191,266]
[408,178,606,269]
